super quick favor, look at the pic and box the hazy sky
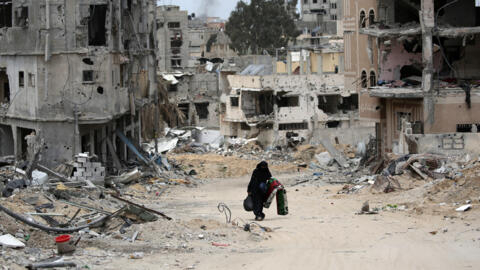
[157,0,300,20]
[156,0,241,19]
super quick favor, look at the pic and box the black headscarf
[248,161,272,193]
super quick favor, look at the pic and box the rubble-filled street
[1,139,480,269]
[2,0,480,269]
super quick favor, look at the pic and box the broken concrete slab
[315,152,332,167]
[0,234,26,248]
[455,204,472,212]
[113,168,143,185]
[31,170,48,186]
[319,138,349,168]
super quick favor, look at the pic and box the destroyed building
[299,0,343,36]
[0,0,157,167]
[161,72,221,128]
[221,47,374,147]
[187,16,237,66]
[156,8,239,130]
[156,5,190,71]
[347,0,480,155]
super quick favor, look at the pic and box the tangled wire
[217,202,272,232]
[217,203,231,223]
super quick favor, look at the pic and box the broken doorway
[0,124,14,156]
[17,127,35,160]
[0,69,10,103]
[88,5,107,46]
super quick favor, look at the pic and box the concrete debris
[112,168,143,185]
[315,152,332,167]
[0,234,26,248]
[455,204,472,212]
[319,138,349,168]
[129,252,145,259]
[31,170,48,186]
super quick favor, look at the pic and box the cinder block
[73,172,84,177]
[91,162,102,168]
[76,167,85,173]
[76,157,87,163]
[84,171,93,177]
[78,153,89,158]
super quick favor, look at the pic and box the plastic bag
[243,194,253,212]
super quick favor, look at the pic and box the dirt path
[106,174,480,270]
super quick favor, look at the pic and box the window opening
[88,5,107,46]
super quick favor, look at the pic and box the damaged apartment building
[0,0,157,168]
[299,0,343,36]
[346,0,480,155]
[222,46,374,147]
[156,5,238,130]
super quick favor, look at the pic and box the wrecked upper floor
[0,0,153,54]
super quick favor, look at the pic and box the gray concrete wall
[0,54,129,122]
[311,126,375,147]
[408,133,480,156]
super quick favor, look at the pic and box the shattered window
[178,103,189,121]
[369,71,376,87]
[0,69,9,102]
[14,6,28,27]
[18,71,24,87]
[82,70,94,84]
[230,97,239,107]
[456,124,473,133]
[278,96,299,107]
[168,84,178,92]
[241,123,251,130]
[168,22,180,28]
[369,10,375,26]
[28,73,35,87]
[361,70,367,88]
[359,10,366,28]
[171,59,182,68]
[195,102,209,119]
[326,121,340,128]
[0,0,12,28]
[279,122,308,130]
[88,5,107,46]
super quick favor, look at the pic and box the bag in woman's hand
[243,194,254,212]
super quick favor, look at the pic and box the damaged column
[421,0,435,129]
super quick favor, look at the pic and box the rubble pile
[334,153,480,209]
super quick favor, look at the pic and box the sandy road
[107,174,480,270]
